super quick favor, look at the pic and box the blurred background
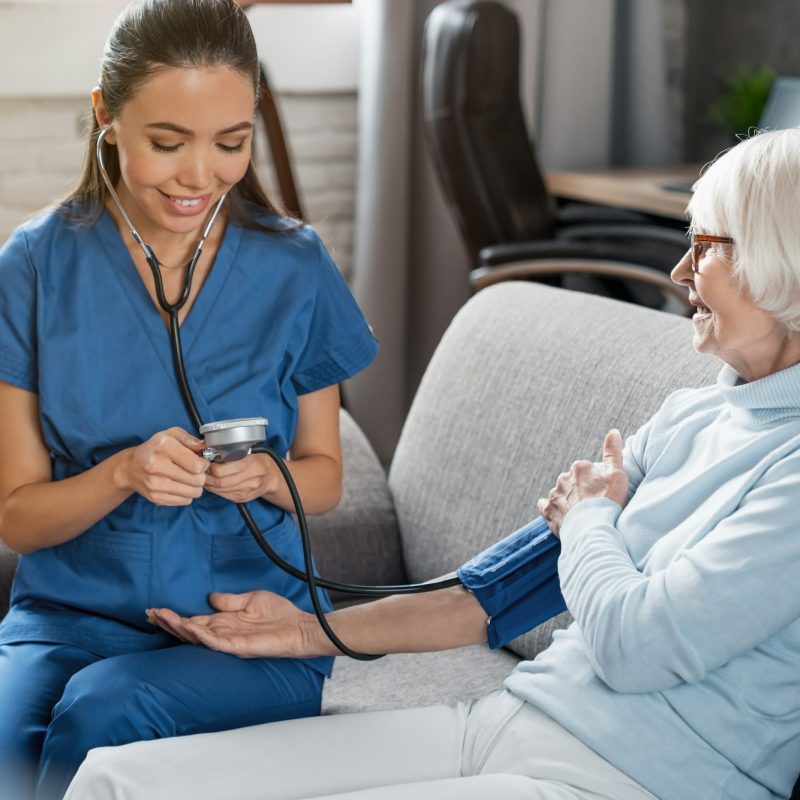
[0,0,797,460]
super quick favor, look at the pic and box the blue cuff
[457,516,566,649]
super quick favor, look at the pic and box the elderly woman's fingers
[537,497,547,516]
[147,608,201,644]
[603,429,624,471]
[208,591,258,613]
[538,497,561,538]
[184,622,231,651]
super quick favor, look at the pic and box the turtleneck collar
[717,361,800,425]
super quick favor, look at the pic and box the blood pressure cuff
[457,516,566,649]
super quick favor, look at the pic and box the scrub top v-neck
[95,206,236,350]
[0,204,378,674]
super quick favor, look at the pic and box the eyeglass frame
[690,233,735,273]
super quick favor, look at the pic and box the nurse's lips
[159,190,212,216]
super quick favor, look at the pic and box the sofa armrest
[307,410,407,605]
[0,541,18,620]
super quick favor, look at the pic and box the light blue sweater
[506,361,800,800]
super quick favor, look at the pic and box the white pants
[65,690,657,800]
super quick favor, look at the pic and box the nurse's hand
[118,427,210,506]
[146,591,318,658]
[536,429,628,537]
[204,453,281,504]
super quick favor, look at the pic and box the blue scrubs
[0,205,378,798]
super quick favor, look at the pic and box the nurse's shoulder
[238,204,335,278]
[0,202,94,279]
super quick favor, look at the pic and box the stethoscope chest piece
[199,417,268,462]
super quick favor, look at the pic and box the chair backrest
[421,0,557,261]
[388,282,719,659]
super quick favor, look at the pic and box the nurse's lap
[2,640,324,797]
[47,642,325,743]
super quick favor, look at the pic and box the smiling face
[671,237,798,382]
[93,65,254,242]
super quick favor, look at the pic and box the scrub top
[0,204,378,676]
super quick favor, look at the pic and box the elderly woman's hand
[146,591,321,659]
[537,430,628,537]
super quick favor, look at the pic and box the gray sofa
[0,282,718,716]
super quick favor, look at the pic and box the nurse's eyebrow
[145,122,254,135]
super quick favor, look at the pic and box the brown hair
[63,0,294,231]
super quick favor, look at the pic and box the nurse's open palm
[121,427,209,506]
[146,591,316,658]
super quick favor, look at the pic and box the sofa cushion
[322,644,520,714]
[310,411,407,606]
[389,282,719,660]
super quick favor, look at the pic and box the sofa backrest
[389,282,719,659]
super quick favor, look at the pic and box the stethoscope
[96,127,461,660]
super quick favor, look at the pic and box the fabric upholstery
[323,645,519,714]
[308,411,406,605]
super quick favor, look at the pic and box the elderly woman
[67,130,800,800]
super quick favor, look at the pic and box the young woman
[71,129,800,800]
[0,1,377,798]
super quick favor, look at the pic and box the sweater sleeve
[557,455,800,693]
[621,417,652,501]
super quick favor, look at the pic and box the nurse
[0,1,377,798]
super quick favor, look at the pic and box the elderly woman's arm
[147,583,488,658]
[553,455,800,693]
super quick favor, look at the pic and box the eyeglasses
[690,233,735,273]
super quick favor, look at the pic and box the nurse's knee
[49,658,169,751]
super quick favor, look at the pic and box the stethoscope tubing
[95,126,460,660]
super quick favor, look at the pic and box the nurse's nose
[177,148,212,191]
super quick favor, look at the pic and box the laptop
[662,76,800,194]
[759,76,800,129]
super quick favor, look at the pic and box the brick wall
[0,91,358,277]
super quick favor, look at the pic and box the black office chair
[421,0,691,313]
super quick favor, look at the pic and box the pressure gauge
[199,417,268,462]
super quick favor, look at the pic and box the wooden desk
[545,165,701,222]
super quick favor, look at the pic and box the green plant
[706,64,776,135]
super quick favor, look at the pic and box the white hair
[688,128,800,332]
